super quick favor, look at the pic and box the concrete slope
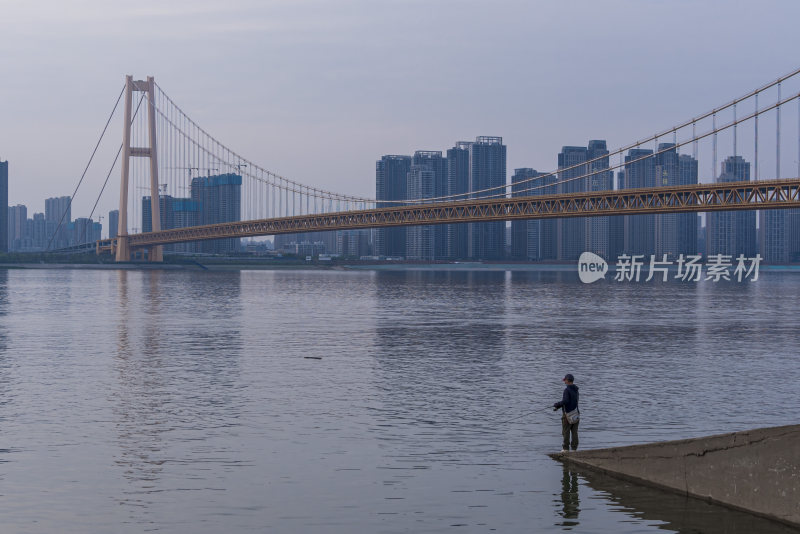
[550,424,800,527]
[571,465,799,534]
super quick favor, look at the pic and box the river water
[0,268,797,533]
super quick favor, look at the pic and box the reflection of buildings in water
[0,269,8,350]
[507,270,705,358]
[111,271,245,515]
[557,465,580,527]
[0,271,8,418]
[576,467,797,534]
[373,270,508,370]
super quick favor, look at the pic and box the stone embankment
[550,424,800,527]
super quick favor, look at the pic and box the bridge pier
[149,245,163,262]
[115,235,130,262]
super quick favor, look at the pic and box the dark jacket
[554,384,579,413]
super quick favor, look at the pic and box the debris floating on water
[304,356,323,360]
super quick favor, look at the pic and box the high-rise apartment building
[142,195,172,234]
[468,136,506,260]
[760,209,787,263]
[554,141,611,261]
[608,171,626,260]
[191,173,242,254]
[7,205,62,252]
[585,140,613,259]
[32,213,48,250]
[410,151,448,259]
[676,154,699,256]
[623,148,656,256]
[45,196,71,225]
[707,156,756,257]
[375,155,411,257]
[108,210,119,239]
[510,168,556,260]
[557,146,588,261]
[0,160,7,253]
[788,209,800,262]
[446,142,471,259]
[142,195,200,253]
[70,218,102,245]
[510,168,536,259]
[8,204,27,248]
[406,164,435,260]
[45,196,72,249]
[653,145,698,258]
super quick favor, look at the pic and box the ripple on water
[0,268,796,533]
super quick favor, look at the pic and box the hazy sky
[2,0,800,220]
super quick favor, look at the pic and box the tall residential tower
[375,155,411,257]
[467,136,506,260]
[0,161,7,253]
[707,156,756,257]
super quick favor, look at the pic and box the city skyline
[1,4,799,533]
[3,1,800,219]
[2,135,798,260]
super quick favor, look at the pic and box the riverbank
[3,260,800,272]
[550,425,800,528]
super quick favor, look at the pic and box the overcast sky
[2,0,800,221]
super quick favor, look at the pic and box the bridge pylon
[115,75,162,262]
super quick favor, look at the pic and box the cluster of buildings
[140,173,243,254]
[0,160,243,254]
[2,142,800,262]
[0,160,103,252]
[4,194,102,252]
[273,229,373,258]
[376,137,507,260]
[375,138,800,263]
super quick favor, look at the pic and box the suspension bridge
[59,68,800,261]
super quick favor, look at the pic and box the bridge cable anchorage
[47,84,125,251]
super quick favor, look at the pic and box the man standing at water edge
[553,374,579,452]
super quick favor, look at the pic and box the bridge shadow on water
[562,465,797,534]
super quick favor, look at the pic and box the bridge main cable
[380,64,800,205]
[152,83,374,206]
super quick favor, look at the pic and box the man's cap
[563,374,575,382]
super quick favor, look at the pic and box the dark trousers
[561,416,579,450]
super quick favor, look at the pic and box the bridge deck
[98,178,800,252]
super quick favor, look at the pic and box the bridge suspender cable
[46,85,125,251]
[138,65,800,216]
[375,65,800,205]
[84,65,800,256]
